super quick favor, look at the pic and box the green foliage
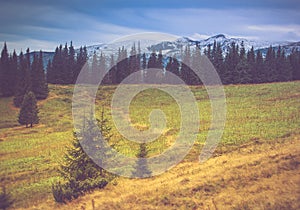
[18,91,39,127]
[31,51,48,99]
[0,186,13,210]
[52,109,114,203]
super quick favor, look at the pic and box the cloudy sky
[0,0,299,52]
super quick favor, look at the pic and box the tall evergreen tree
[213,43,224,82]
[106,54,116,84]
[255,50,264,83]
[235,42,251,84]
[141,53,147,83]
[68,41,76,84]
[14,51,25,106]
[247,47,256,83]
[9,50,19,94]
[18,91,39,128]
[224,42,240,84]
[0,42,14,97]
[116,47,129,83]
[31,51,48,99]
[289,49,300,80]
[264,46,277,82]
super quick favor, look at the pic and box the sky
[0,0,300,52]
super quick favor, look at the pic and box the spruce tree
[99,52,107,83]
[264,46,277,82]
[31,51,48,99]
[52,109,113,202]
[18,91,39,128]
[289,49,300,80]
[9,50,19,95]
[0,42,14,97]
[107,54,116,84]
[255,51,264,83]
[247,47,256,83]
[13,50,32,107]
[132,143,151,178]
[68,41,76,84]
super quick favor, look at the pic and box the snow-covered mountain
[34,34,300,66]
[85,34,299,58]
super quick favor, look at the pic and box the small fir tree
[18,91,39,128]
[132,143,152,178]
[52,108,114,203]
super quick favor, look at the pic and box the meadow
[0,81,299,209]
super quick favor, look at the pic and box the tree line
[47,41,300,86]
[0,43,48,104]
[1,41,299,94]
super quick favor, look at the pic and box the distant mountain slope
[30,34,300,67]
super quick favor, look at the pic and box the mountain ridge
[29,34,300,66]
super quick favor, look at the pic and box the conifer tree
[264,46,277,82]
[9,50,19,94]
[235,42,251,84]
[141,53,147,83]
[52,108,113,202]
[247,47,256,83]
[68,41,76,84]
[99,52,107,83]
[31,51,48,99]
[14,50,32,107]
[132,143,151,178]
[18,91,39,128]
[289,49,300,80]
[107,54,117,84]
[0,43,14,97]
[255,50,264,83]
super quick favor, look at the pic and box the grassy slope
[0,82,299,209]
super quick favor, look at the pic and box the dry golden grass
[29,135,300,210]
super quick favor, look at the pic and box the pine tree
[264,46,277,82]
[190,45,202,85]
[9,50,19,94]
[247,47,256,83]
[99,52,107,83]
[141,53,147,83]
[0,42,14,97]
[235,42,251,84]
[52,109,113,202]
[132,143,151,178]
[224,42,240,84]
[31,51,48,99]
[18,91,39,128]
[289,49,300,80]
[90,52,99,84]
[116,47,129,83]
[106,54,116,84]
[255,50,264,83]
[13,50,32,107]
[213,43,224,82]
[68,41,76,84]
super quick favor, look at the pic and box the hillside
[0,81,299,209]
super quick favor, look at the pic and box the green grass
[0,81,299,208]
